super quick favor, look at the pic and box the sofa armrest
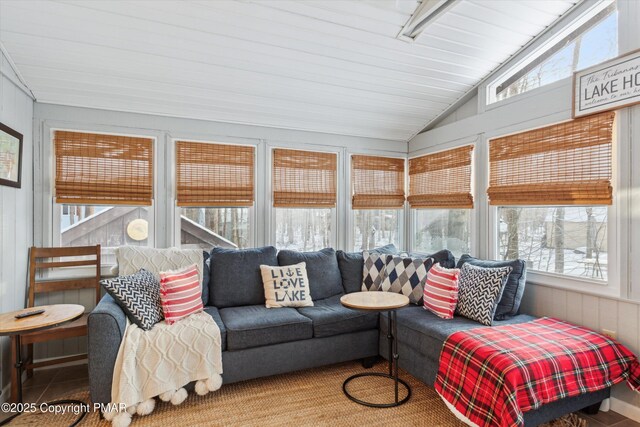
[87,294,126,405]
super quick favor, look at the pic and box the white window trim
[169,137,259,249]
[481,0,616,108]
[266,142,342,251]
[345,151,406,252]
[483,114,623,299]
[407,136,479,257]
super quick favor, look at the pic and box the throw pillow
[337,244,399,294]
[456,254,527,320]
[456,263,512,326]
[423,263,460,319]
[100,269,164,330]
[260,262,314,308]
[381,255,435,304]
[160,264,204,324]
[362,251,388,292]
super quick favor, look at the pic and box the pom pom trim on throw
[195,380,209,396]
[111,412,132,427]
[206,375,223,392]
[159,390,174,402]
[136,398,155,416]
[170,387,188,405]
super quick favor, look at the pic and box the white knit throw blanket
[110,312,223,415]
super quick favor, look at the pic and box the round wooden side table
[0,304,86,426]
[340,292,411,407]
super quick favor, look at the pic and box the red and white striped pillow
[423,263,460,319]
[160,264,203,324]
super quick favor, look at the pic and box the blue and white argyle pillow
[381,255,434,304]
[100,268,164,330]
[361,251,387,292]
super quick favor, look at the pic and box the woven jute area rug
[8,361,586,426]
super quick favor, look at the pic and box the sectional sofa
[87,246,608,425]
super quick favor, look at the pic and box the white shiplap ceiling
[0,0,577,141]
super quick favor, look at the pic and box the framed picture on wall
[0,122,23,188]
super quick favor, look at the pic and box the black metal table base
[342,309,411,407]
[343,373,411,407]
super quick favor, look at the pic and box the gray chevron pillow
[455,263,512,326]
[101,269,164,330]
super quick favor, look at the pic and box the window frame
[171,137,258,250]
[407,137,478,256]
[267,143,341,251]
[482,0,617,108]
[48,127,159,272]
[483,115,621,298]
[346,151,406,252]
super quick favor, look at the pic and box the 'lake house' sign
[573,48,640,118]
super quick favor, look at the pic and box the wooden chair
[18,245,101,382]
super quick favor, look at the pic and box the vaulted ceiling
[0,0,576,141]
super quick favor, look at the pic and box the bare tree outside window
[413,209,470,259]
[275,208,332,251]
[352,209,400,251]
[498,207,607,280]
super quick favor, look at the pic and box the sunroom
[1,1,639,426]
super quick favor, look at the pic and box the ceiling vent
[397,0,459,42]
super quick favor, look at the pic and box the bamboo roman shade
[176,141,255,207]
[351,155,405,209]
[487,111,614,206]
[54,131,153,205]
[272,148,337,208]
[408,145,474,209]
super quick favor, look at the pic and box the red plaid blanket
[435,317,640,427]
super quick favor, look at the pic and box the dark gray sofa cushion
[380,306,535,361]
[297,294,379,338]
[202,251,210,306]
[203,306,227,351]
[219,305,313,351]
[336,244,398,294]
[209,246,278,308]
[456,254,527,320]
[278,248,343,300]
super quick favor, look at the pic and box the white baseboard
[611,397,640,422]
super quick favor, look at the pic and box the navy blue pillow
[410,249,456,269]
[209,246,278,308]
[456,254,527,320]
[278,248,343,300]
[336,244,399,294]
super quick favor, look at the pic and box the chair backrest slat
[28,245,101,308]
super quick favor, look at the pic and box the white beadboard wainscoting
[520,283,640,420]
[0,49,34,401]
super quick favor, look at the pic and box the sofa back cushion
[336,244,398,294]
[277,248,343,300]
[456,254,526,320]
[412,249,456,269]
[209,246,278,308]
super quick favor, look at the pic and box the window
[353,209,400,251]
[275,208,332,251]
[409,145,474,256]
[488,112,614,281]
[54,131,154,264]
[351,155,404,251]
[498,207,607,280]
[272,148,337,250]
[414,209,470,259]
[175,140,255,250]
[489,1,618,103]
[181,207,250,250]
